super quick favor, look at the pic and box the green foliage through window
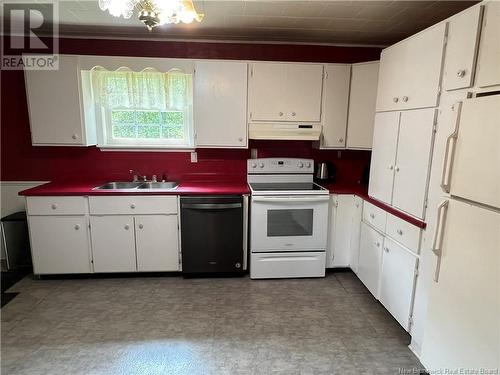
[111,110,184,140]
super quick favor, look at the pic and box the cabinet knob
[375,242,381,247]
[397,229,403,235]
[370,213,375,219]
[124,224,130,230]
[393,97,399,103]
[71,134,78,140]
[384,247,389,253]
[389,165,394,170]
[278,112,284,117]
[457,69,466,78]
[238,137,243,142]
[338,138,344,143]
[138,224,144,229]
[402,96,409,102]
[130,204,136,209]
[395,166,400,172]
[74,224,80,230]
[51,204,57,210]
[291,112,296,117]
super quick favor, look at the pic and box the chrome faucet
[129,170,146,182]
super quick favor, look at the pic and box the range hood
[249,123,322,141]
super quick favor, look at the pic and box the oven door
[250,195,329,252]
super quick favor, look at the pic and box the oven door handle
[252,196,330,203]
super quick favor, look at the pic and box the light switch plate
[190,152,197,163]
[251,149,258,159]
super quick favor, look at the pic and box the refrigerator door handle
[432,200,450,282]
[440,102,462,193]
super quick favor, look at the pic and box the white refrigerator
[421,94,500,371]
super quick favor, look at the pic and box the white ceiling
[23,0,480,46]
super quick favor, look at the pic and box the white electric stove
[247,158,329,279]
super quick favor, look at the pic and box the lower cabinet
[28,216,92,274]
[349,196,363,273]
[90,215,137,272]
[90,214,180,273]
[358,222,383,298]
[135,215,179,272]
[327,194,354,268]
[379,237,418,331]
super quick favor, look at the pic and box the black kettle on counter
[315,161,336,182]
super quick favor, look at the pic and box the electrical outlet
[191,152,197,163]
[251,148,258,159]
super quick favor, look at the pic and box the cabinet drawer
[385,214,421,253]
[362,201,387,232]
[89,196,178,215]
[27,196,87,215]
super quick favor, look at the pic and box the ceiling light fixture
[98,0,204,31]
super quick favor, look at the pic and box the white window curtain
[90,66,192,111]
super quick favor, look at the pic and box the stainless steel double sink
[93,181,179,191]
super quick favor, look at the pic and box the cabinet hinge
[250,67,253,77]
[424,198,428,209]
[433,123,437,133]
[443,35,448,45]
[408,316,414,329]
[414,266,419,277]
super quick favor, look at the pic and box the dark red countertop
[19,179,424,229]
[18,180,251,196]
[319,181,426,229]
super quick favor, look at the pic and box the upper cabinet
[24,54,96,146]
[248,62,323,122]
[194,60,248,148]
[376,23,447,112]
[443,5,483,91]
[319,64,351,149]
[346,61,379,149]
[369,108,436,219]
[476,1,500,88]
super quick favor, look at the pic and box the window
[88,67,194,149]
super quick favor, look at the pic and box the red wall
[1,38,378,183]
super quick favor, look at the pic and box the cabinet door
[358,222,383,298]
[286,64,324,122]
[24,54,88,145]
[135,215,179,272]
[476,1,500,88]
[349,196,363,274]
[347,62,379,149]
[368,111,400,205]
[401,23,447,110]
[376,45,405,112]
[28,216,91,274]
[90,216,136,272]
[393,108,436,219]
[379,237,418,331]
[194,61,248,148]
[443,6,483,91]
[248,63,287,121]
[320,64,350,148]
[332,195,354,267]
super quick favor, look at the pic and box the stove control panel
[247,158,314,174]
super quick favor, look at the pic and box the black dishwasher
[180,196,245,274]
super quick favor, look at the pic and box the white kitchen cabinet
[248,62,323,122]
[347,61,379,149]
[28,216,92,274]
[376,23,447,112]
[358,222,383,298]
[476,1,500,88]
[443,5,483,91]
[327,194,354,268]
[135,215,180,272]
[24,54,96,146]
[90,215,137,272]
[320,64,350,149]
[349,196,363,273]
[369,108,436,219]
[194,60,248,148]
[392,109,436,218]
[368,111,400,206]
[379,237,418,331]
